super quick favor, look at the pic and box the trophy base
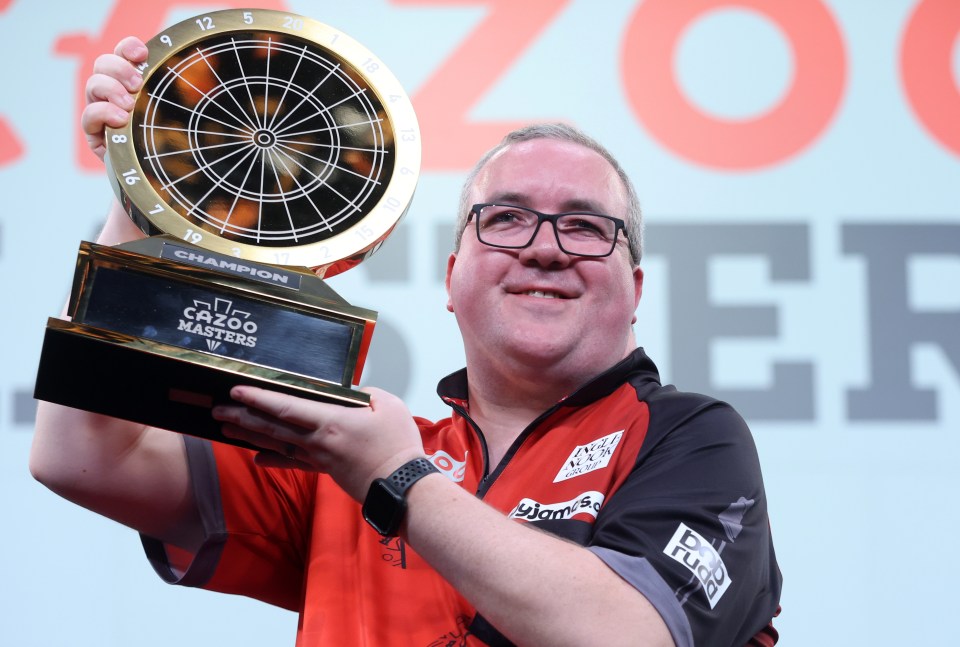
[35,318,368,450]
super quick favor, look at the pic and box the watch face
[362,479,405,537]
[106,9,420,274]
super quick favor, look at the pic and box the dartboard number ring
[105,8,421,275]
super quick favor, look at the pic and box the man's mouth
[521,289,567,299]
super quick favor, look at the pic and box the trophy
[34,9,420,447]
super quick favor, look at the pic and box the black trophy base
[35,318,368,450]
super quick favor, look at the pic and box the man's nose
[519,220,570,266]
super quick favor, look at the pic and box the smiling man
[448,136,644,419]
[31,37,781,647]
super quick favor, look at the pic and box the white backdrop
[2,1,958,645]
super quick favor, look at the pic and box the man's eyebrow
[485,192,610,214]
[486,191,527,205]
[558,198,609,214]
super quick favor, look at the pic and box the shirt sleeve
[141,436,316,611]
[587,392,782,647]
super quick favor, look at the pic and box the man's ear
[631,265,644,324]
[444,252,457,313]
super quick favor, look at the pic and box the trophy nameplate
[35,9,420,448]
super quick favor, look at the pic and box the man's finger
[229,385,338,430]
[113,36,148,62]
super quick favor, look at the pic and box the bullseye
[252,129,277,148]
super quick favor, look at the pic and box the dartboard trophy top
[35,9,421,448]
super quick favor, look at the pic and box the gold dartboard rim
[105,8,421,275]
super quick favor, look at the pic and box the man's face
[445,138,643,381]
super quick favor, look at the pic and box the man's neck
[464,398,543,470]
[462,359,586,469]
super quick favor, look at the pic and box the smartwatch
[362,457,439,537]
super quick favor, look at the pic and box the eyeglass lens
[476,205,618,256]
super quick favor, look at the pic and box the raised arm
[30,38,202,551]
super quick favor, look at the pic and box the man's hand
[82,37,147,161]
[213,386,426,501]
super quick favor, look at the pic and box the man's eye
[571,218,602,231]
[487,209,528,226]
[561,217,606,236]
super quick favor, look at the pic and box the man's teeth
[523,290,561,299]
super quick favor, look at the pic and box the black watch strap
[386,457,439,493]
[362,457,440,537]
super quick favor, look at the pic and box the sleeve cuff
[589,545,694,647]
[140,435,227,588]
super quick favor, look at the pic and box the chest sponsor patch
[663,523,732,609]
[508,491,605,522]
[553,430,624,483]
[427,449,468,483]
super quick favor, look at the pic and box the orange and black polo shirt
[143,348,782,646]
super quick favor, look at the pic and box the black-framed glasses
[469,203,627,258]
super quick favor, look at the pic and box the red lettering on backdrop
[0,118,23,167]
[901,0,960,157]
[391,0,568,171]
[56,0,289,172]
[621,0,846,170]
[0,0,24,166]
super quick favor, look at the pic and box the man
[31,37,781,646]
